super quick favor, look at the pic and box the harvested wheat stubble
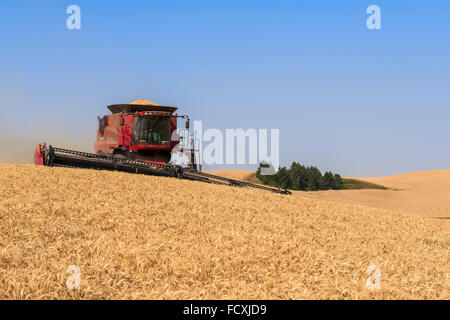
[0,164,448,299]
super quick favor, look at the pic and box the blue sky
[0,0,449,176]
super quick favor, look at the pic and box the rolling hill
[0,164,448,299]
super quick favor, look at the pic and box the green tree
[275,167,291,189]
[289,162,306,190]
[322,171,334,189]
[305,166,322,191]
[256,161,343,191]
[333,174,343,190]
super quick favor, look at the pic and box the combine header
[34,100,291,195]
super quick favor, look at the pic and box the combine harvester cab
[34,100,291,195]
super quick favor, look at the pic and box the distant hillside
[206,170,262,184]
[208,170,387,191]
[300,170,450,218]
[341,178,387,190]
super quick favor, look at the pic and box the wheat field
[0,164,448,299]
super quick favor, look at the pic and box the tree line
[256,162,343,191]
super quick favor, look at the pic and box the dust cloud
[0,131,93,164]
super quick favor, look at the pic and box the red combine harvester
[94,100,194,167]
[34,100,290,195]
